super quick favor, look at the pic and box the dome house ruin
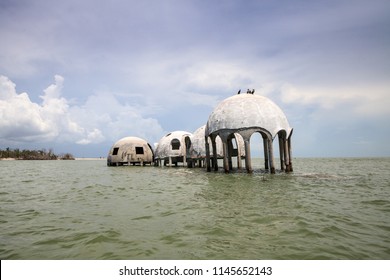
[107,136,154,166]
[189,125,246,168]
[205,94,293,173]
[154,131,193,167]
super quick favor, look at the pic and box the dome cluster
[107,92,293,173]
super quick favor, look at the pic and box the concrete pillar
[223,141,229,173]
[244,139,252,173]
[284,139,290,172]
[237,138,242,169]
[205,138,211,172]
[263,137,269,170]
[279,136,285,171]
[212,138,218,171]
[169,156,172,167]
[227,139,233,170]
[288,137,293,172]
[268,138,275,174]
[183,152,187,166]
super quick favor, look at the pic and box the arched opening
[226,133,243,170]
[171,138,181,150]
[184,136,192,167]
[249,132,263,170]
[247,131,272,172]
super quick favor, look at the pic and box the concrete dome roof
[190,125,223,158]
[112,136,149,147]
[155,131,192,159]
[206,94,292,138]
[107,136,154,165]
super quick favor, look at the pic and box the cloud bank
[0,75,164,148]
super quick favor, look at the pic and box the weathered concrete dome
[206,94,292,139]
[155,131,192,166]
[107,136,154,166]
[205,93,293,174]
[190,125,245,158]
[190,125,222,158]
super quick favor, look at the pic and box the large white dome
[206,94,292,139]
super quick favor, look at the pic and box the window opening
[112,147,119,155]
[171,139,181,150]
[135,147,144,154]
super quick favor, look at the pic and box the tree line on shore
[0,148,75,160]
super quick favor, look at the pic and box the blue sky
[1,0,389,157]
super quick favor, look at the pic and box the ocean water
[0,158,389,260]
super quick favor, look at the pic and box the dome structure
[206,94,292,139]
[155,131,192,167]
[190,125,223,159]
[189,125,246,168]
[107,136,154,166]
[205,93,293,173]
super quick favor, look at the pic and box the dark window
[135,147,144,154]
[171,138,181,150]
[112,147,119,155]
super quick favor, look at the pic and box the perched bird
[246,89,251,94]
[237,89,241,94]
[251,89,255,94]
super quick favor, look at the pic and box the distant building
[107,136,154,166]
[205,94,293,173]
[154,131,192,167]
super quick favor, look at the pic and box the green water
[0,158,389,259]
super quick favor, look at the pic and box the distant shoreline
[0,157,106,161]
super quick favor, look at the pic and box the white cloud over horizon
[1,0,389,157]
[0,75,165,150]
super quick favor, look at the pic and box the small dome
[190,125,245,158]
[206,94,292,139]
[190,125,223,158]
[107,136,154,166]
[155,131,192,159]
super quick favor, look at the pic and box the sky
[1,0,389,157]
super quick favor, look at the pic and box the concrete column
[169,156,172,167]
[263,137,269,170]
[183,148,187,166]
[212,138,218,171]
[268,138,275,174]
[223,141,229,173]
[227,139,233,170]
[288,137,293,172]
[244,139,252,173]
[205,138,211,172]
[237,138,242,169]
[284,139,290,172]
[279,136,285,171]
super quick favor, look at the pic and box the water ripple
[0,158,389,259]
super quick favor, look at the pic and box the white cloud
[0,75,165,146]
[280,83,390,116]
[76,128,104,145]
[0,76,54,141]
